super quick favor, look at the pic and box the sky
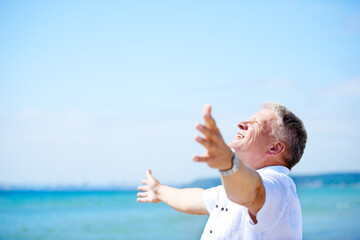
[0,0,359,187]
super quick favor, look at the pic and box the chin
[228,138,242,148]
[227,142,234,148]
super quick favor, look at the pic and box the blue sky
[0,0,359,187]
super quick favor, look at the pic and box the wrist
[219,148,239,176]
[155,183,163,196]
[218,148,235,171]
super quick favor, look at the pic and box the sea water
[0,187,359,240]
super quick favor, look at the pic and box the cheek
[246,132,262,148]
[245,136,268,154]
[245,131,257,145]
[240,138,255,150]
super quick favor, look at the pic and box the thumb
[146,169,154,179]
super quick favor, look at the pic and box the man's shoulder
[258,165,297,190]
[258,165,290,178]
[205,185,224,195]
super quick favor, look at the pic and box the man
[137,103,307,239]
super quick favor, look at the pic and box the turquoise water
[0,187,359,240]
[299,187,360,239]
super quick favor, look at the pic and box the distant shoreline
[1,172,359,191]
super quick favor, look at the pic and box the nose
[237,121,248,130]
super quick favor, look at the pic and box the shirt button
[221,207,224,211]
[210,230,212,233]
[216,205,218,208]
[226,208,228,211]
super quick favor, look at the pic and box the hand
[137,169,161,203]
[193,104,234,171]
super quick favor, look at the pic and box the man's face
[228,108,277,169]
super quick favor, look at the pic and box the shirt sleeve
[253,171,290,231]
[202,185,223,214]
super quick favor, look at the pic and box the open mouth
[236,133,245,138]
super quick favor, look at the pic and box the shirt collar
[257,165,290,175]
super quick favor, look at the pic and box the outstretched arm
[137,169,209,215]
[193,105,265,219]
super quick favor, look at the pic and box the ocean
[0,186,359,239]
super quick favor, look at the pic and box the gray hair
[263,102,307,170]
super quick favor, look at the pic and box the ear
[267,141,286,156]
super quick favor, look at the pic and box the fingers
[137,192,148,198]
[194,135,211,149]
[202,104,221,135]
[202,104,211,119]
[137,185,149,202]
[192,155,210,162]
[137,185,149,191]
[196,123,218,140]
[137,197,149,203]
[138,169,159,203]
[195,121,223,151]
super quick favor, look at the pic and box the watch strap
[219,148,239,176]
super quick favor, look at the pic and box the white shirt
[201,166,302,240]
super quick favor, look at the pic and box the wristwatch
[219,148,239,176]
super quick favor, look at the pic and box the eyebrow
[253,120,261,126]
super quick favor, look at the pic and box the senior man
[137,103,307,239]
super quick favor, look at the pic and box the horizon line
[1,172,360,191]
